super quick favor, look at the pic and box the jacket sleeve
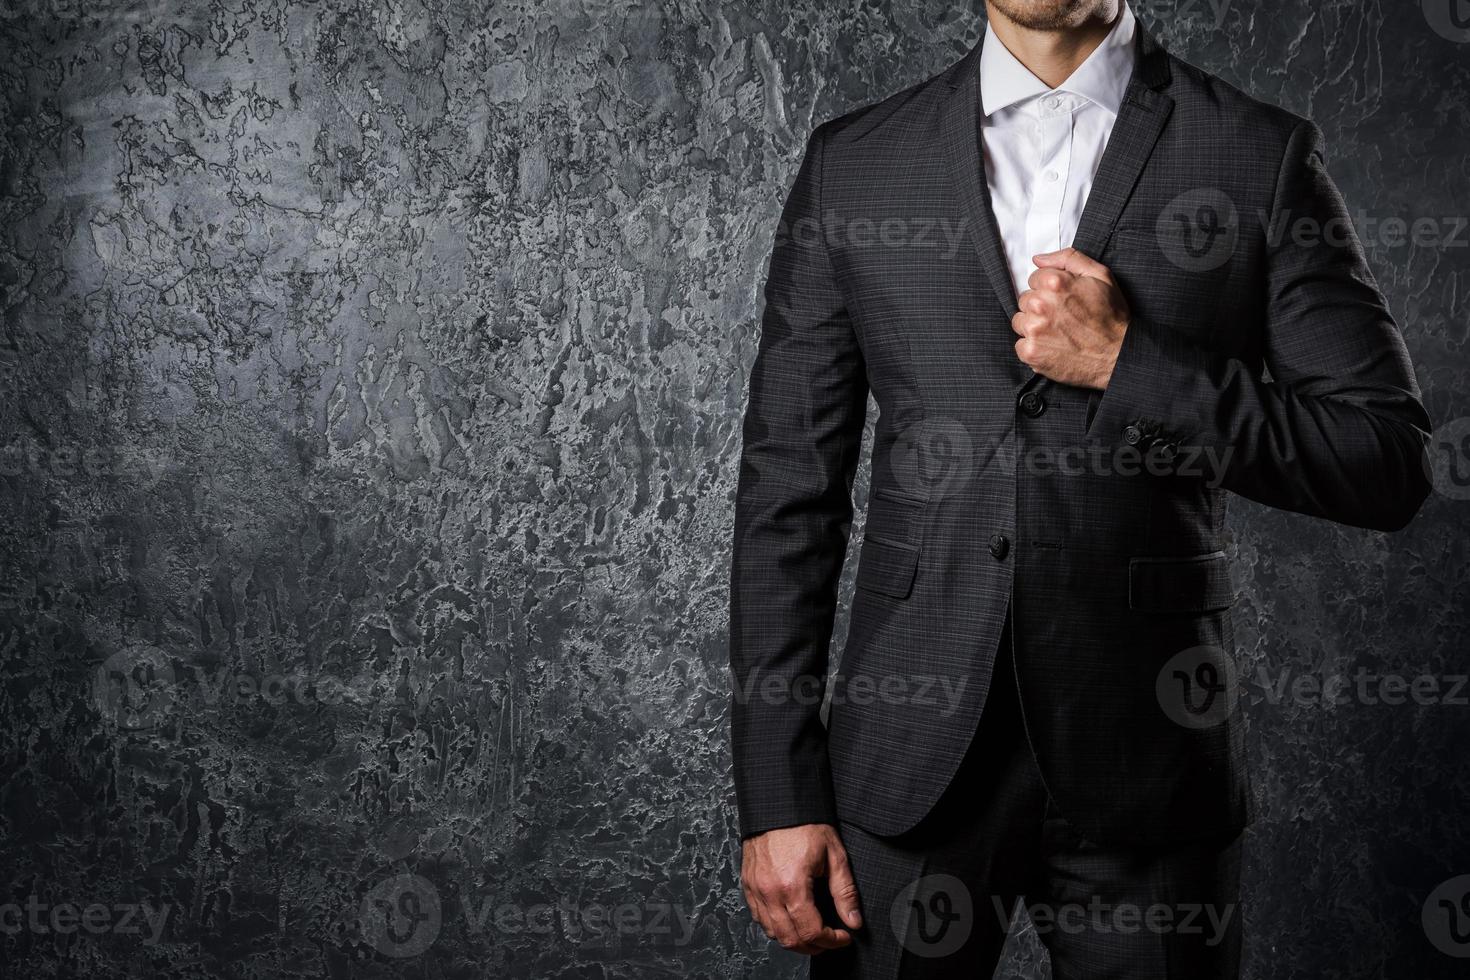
[1086,119,1432,531]
[729,123,869,840]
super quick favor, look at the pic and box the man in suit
[728,1,1432,977]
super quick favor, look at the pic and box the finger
[1017,288,1050,315]
[826,844,864,930]
[1026,268,1070,292]
[1015,336,1039,367]
[781,893,852,953]
[763,896,817,953]
[1011,311,1045,337]
[1033,246,1114,283]
[753,886,797,948]
[744,886,771,937]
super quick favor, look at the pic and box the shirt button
[1123,424,1145,446]
[1044,170,1059,182]
[1019,391,1046,418]
[1044,95,1059,109]
[989,534,1010,561]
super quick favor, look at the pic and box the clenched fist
[1012,247,1131,390]
[741,823,862,955]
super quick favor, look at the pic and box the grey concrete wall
[0,1,1466,976]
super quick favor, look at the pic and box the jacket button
[1123,424,1145,446]
[989,534,1010,561]
[1018,391,1046,418]
[1155,440,1179,462]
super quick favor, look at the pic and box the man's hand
[741,823,862,955]
[1012,247,1131,390]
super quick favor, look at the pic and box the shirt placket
[1024,93,1075,281]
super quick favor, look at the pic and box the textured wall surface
[0,1,1466,977]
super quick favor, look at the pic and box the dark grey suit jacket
[730,26,1431,846]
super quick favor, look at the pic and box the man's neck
[984,1,1122,88]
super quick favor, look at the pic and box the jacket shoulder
[1163,52,1312,148]
[811,52,968,151]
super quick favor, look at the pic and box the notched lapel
[940,44,1021,320]
[1072,28,1175,259]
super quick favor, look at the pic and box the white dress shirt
[980,3,1138,296]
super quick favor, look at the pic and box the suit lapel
[941,50,1020,319]
[1071,28,1174,258]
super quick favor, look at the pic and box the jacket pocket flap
[1129,552,1234,613]
[854,535,919,600]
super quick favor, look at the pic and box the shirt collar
[980,2,1137,117]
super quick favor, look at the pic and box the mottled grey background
[0,0,1467,977]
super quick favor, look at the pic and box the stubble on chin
[987,0,1115,31]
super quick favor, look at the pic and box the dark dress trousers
[729,24,1431,854]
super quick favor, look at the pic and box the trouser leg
[812,617,1048,979]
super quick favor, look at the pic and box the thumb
[1033,246,1114,284]
[826,842,863,929]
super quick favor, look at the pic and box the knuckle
[776,872,805,892]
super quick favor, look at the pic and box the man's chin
[990,0,1104,31]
